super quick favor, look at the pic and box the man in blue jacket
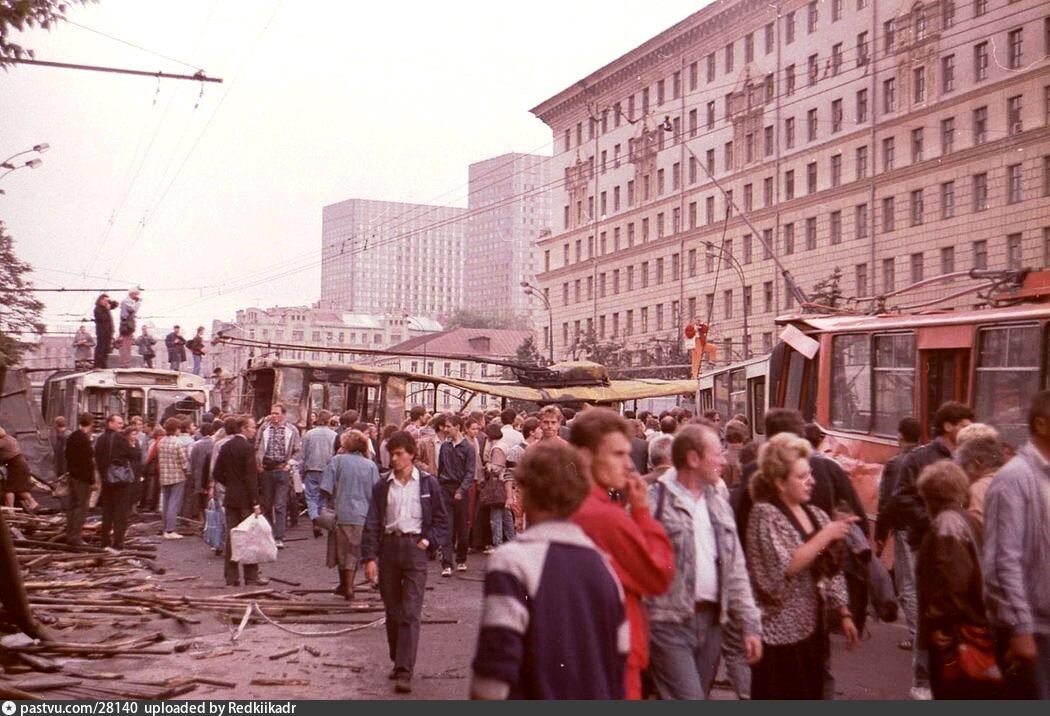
[437,415,474,577]
[363,431,449,694]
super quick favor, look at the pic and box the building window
[1008,28,1023,68]
[943,0,955,28]
[640,307,648,333]
[910,252,924,284]
[883,257,896,292]
[912,128,924,162]
[1045,155,1050,197]
[786,10,796,44]
[941,181,955,219]
[725,42,735,73]
[806,216,818,250]
[974,172,988,211]
[807,108,818,141]
[745,32,754,63]
[784,222,795,255]
[1007,95,1023,135]
[941,117,955,154]
[744,183,753,212]
[913,67,926,103]
[974,41,989,81]
[785,169,795,200]
[764,125,774,157]
[1007,233,1023,268]
[785,64,796,96]
[725,141,734,170]
[688,249,697,277]
[641,261,650,288]
[764,281,774,312]
[706,101,716,129]
[941,246,955,274]
[1045,227,1050,266]
[830,211,843,245]
[973,239,988,269]
[833,0,844,21]
[724,290,734,319]
[856,263,868,297]
[856,89,868,123]
[744,234,753,264]
[706,196,715,224]
[763,228,774,259]
[832,43,843,75]
[973,105,988,144]
[831,154,842,187]
[857,145,869,180]
[807,162,818,193]
[808,0,818,32]
[884,18,896,54]
[765,22,775,54]
[911,189,924,225]
[763,176,774,206]
[883,77,896,113]
[856,203,869,239]
[942,54,955,93]
[785,117,796,148]
[656,257,665,283]
[808,54,819,86]
[832,99,843,132]
[1008,164,1023,204]
[858,31,870,66]
[883,196,896,232]
[883,137,895,172]
[915,3,928,40]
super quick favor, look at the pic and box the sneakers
[456,563,467,572]
[897,638,914,651]
[163,531,184,540]
[275,540,286,549]
[482,546,496,555]
[909,686,932,701]
[394,673,412,694]
[441,567,452,577]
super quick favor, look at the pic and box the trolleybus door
[919,349,970,440]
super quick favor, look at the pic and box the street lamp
[0,143,48,194]
[520,280,553,364]
[703,241,751,360]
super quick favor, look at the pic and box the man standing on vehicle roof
[93,293,118,369]
[117,287,142,369]
[165,325,187,372]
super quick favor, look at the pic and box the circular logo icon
[2,700,16,715]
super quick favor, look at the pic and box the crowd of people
[9,390,1046,700]
[80,288,208,375]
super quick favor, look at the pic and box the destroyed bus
[41,368,210,434]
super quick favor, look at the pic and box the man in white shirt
[362,431,449,694]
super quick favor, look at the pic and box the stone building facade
[531,0,1050,365]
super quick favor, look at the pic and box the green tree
[0,222,45,366]
[1,0,95,68]
[444,308,529,330]
[811,266,844,309]
[514,334,543,366]
[568,328,628,367]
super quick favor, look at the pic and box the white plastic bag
[229,514,278,564]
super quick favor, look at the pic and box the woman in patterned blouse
[745,433,860,699]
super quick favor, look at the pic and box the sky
[3,0,714,337]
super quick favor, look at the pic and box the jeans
[99,482,131,548]
[489,506,516,546]
[379,534,428,675]
[304,470,324,521]
[65,479,92,544]
[896,533,929,688]
[721,618,752,699]
[260,469,290,541]
[192,354,202,375]
[439,482,468,567]
[649,608,723,700]
[160,481,186,533]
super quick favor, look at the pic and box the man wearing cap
[118,288,142,369]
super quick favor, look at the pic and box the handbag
[315,464,338,531]
[942,625,1003,684]
[105,461,134,485]
[203,498,226,550]
[480,476,508,507]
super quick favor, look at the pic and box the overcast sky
[3,0,712,336]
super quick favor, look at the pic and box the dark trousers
[224,506,259,585]
[94,336,110,369]
[439,482,468,567]
[259,469,290,541]
[65,479,92,544]
[99,482,131,548]
[142,356,154,368]
[378,535,428,675]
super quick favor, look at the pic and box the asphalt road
[128,511,914,701]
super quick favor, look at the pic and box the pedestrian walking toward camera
[157,417,189,539]
[361,431,449,694]
[303,410,337,538]
[213,416,266,586]
[64,413,95,546]
[117,287,142,368]
[187,326,207,376]
[569,408,675,700]
[94,414,140,549]
[92,293,118,369]
[72,325,95,370]
[646,425,763,700]
[983,390,1050,699]
[136,326,157,369]
[321,430,380,601]
[471,442,629,700]
[746,432,859,700]
[165,325,187,372]
[255,404,302,549]
[437,414,474,576]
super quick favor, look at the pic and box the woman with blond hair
[953,423,1005,526]
[746,432,859,699]
[915,460,1002,699]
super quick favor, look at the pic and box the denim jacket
[645,471,762,637]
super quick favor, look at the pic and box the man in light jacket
[301,410,337,538]
[983,390,1050,699]
[254,404,302,548]
[646,424,763,700]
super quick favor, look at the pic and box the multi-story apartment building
[532,0,1050,365]
[464,153,552,324]
[320,198,466,318]
[206,305,442,380]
